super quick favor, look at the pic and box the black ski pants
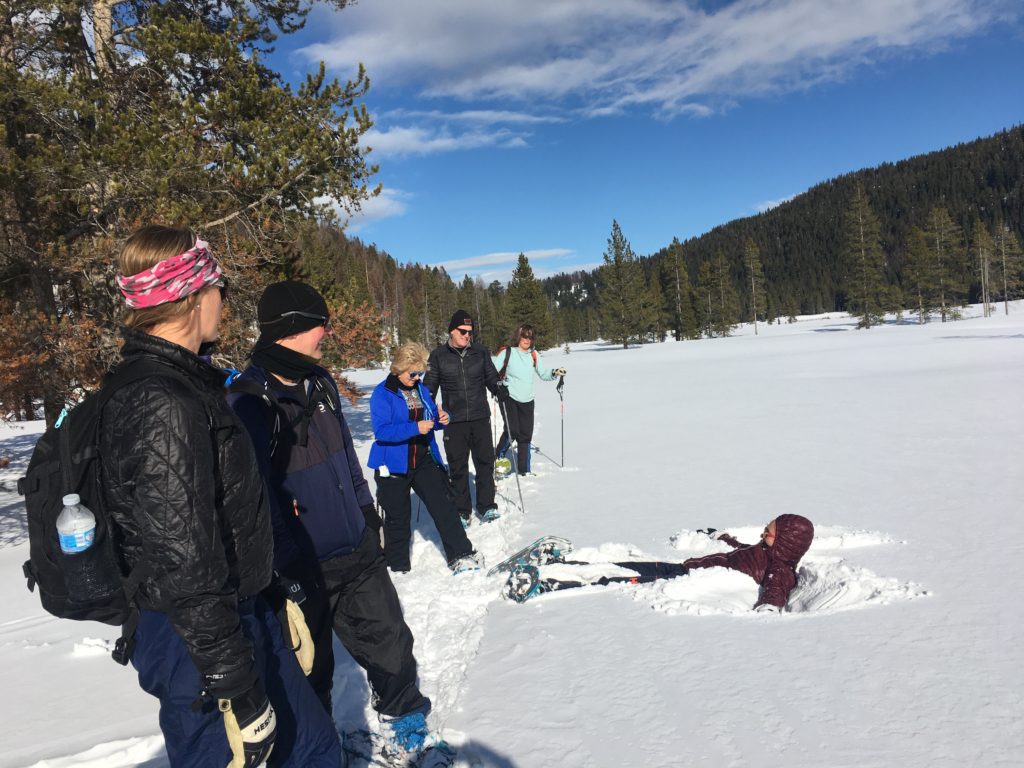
[375,456,475,571]
[441,417,496,518]
[548,561,690,591]
[496,398,535,474]
[281,527,429,718]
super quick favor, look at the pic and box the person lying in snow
[506,514,815,611]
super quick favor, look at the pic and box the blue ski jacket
[368,377,446,475]
[229,365,373,569]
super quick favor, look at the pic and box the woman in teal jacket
[369,342,477,572]
[493,324,566,475]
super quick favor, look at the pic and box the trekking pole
[557,375,565,468]
[498,397,527,515]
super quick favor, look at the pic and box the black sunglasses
[212,278,229,301]
[454,327,473,336]
[278,310,331,331]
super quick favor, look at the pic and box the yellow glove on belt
[285,598,314,675]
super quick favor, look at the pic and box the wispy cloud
[363,125,529,158]
[301,0,1012,120]
[755,194,796,213]
[440,248,574,272]
[334,188,412,233]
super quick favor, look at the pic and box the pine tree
[505,253,552,346]
[924,207,968,322]
[970,219,996,317]
[0,0,375,421]
[902,226,938,323]
[841,184,888,328]
[597,221,648,348]
[696,260,715,337]
[643,271,667,342]
[663,238,699,340]
[743,238,768,335]
[992,224,1023,315]
[711,250,740,336]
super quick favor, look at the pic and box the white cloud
[755,194,796,213]
[300,0,1012,120]
[439,248,574,272]
[332,188,411,233]
[363,125,529,158]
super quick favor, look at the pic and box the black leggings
[497,398,535,473]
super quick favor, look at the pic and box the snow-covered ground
[2,305,1022,767]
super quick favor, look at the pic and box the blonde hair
[118,224,198,330]
[390,342,430,375]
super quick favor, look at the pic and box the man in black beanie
[424,309,503,525]
[229,281,439,756]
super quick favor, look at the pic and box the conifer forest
[1,0,1021,421]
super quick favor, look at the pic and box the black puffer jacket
[424,341,500,423]
[100,329,273,695]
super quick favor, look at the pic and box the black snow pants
[281,527,429,718]
[496,398,535,473]
[441,417,496,519]
[375,455,475,571]
[547,561,690,591]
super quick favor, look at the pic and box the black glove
[362,503,383,531]
[696,528,719,539]
[218,681,276,768]
[495,386,510,403]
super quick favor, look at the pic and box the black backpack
[18,360,191,664]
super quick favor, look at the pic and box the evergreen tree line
[2,2,1020,423]
[544,126,1024,343]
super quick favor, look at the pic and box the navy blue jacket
[229,365,373,569]
[368,376,445,475]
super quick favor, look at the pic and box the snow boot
[449,552,483,575]
[475,505,501,523]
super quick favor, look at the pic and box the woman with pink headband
[100,226,343,767]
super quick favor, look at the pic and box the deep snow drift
[2,305,1022,767]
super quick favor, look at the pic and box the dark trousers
[496,398,535,473]
[283,528,430,718]
[442,417,496,517]
[375,457,474,570]
[547,561,690,591]
[132,597,342,768]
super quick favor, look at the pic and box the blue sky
[270,0,1023,285]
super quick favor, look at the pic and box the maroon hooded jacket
[682,514,815,609]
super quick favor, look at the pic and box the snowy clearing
[2,305,1022,767]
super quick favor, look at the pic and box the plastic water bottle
[56,493,115,603]
[56,494,96,554]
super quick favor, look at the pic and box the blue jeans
[132,596,344,767]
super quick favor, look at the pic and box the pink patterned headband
[117,239,223,309]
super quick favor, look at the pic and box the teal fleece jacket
[493,346,557,403]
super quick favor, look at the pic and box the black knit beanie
[255,281,329,347]
[448,309,474,332]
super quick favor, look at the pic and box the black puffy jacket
[100,329,273,695]
[424,341,500,423]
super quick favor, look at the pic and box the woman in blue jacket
[370,342,478,573]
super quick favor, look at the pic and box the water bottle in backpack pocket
[54,494,122,606]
